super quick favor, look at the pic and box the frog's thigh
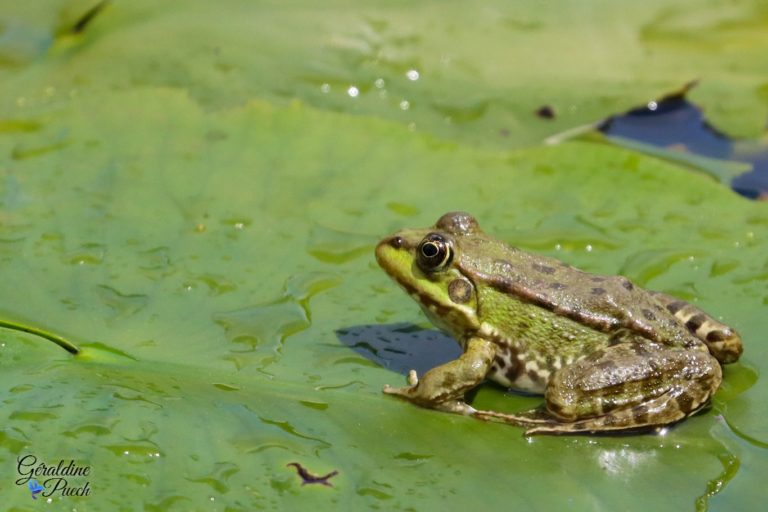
[383,337,495,415]
[545,341,722,430]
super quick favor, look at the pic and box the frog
[375,212,743,435]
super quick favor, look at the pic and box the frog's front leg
[477,338,722,435]
[383,337,495,415]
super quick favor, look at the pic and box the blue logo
[28,479,44,499]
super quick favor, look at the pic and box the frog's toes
[383,370,421,396]
[382,383,416,397]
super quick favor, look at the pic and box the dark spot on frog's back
[493,259,514,273]
[591,287,606,295]
[641,309,656,321]
[685,314,707,332]
[549,282,567,290]
[706,330,727,342]
[665,300,686,314]
[591,277,605,283]
[621,279,634,291]
[532,263,556,274]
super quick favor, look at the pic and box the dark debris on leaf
[286,462,339,487]
[72,1,111,34]
[536,105,556,119]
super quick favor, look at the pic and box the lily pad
[0,1,766,511]
[0,88,766,510]
[1,0,767,149]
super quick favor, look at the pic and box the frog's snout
[375,236,408,271]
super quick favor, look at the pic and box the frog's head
[375,212,482,338]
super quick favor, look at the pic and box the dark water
[600,93,768,199]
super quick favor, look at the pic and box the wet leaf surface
[0,1,766,510]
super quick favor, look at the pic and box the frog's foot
[473,407,617,436]
[383,369,419,396]
[384,370,477,415]
[474,393,706,436]
[473,408,558,427]
[383,337,494,416]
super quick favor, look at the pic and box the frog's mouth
[375,235,479,335]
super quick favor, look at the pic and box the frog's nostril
[389,236,404,248]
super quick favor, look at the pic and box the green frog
[376,212,743,435]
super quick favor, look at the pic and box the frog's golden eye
[417,233,453,272]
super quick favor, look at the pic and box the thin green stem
[0,320,80,354]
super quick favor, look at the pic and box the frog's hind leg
[545,340,721,434]
[475,392,701,435]
[474,390,714,435]
[650,291,743,363]
[477,339,722,435]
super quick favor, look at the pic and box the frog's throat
[378,261,478,334]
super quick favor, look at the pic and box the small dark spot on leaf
[536,105,556,119]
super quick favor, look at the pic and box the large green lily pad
[0,1,766,510]
[1,0,767,148]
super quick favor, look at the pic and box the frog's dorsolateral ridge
[376,212,743,435]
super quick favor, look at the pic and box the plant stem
[0,320,80,354]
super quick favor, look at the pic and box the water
[601,92,768,199]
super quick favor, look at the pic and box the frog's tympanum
[376,212,743,435]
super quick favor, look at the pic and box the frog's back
[458,236,698,348]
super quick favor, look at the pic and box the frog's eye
[417,234,453,272]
